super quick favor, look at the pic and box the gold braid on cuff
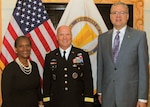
[84,97,94,103]
[43,97,50,102]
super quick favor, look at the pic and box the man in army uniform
[43,25,94,107]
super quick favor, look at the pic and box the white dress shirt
[112,26,126,50]
[59,45,72,60]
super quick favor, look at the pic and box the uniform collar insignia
[56,52,59,56]
[71,51,75,54]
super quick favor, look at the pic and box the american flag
[0,0,58,79]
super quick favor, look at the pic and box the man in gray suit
[97,2,149,107]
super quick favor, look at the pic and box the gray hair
[110,2,129,13]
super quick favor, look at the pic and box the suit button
[114,68,117,70]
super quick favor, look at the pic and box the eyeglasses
[111,11,128,15]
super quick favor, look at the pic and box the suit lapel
[107,30,115,63]
[55,48,61,57]
[117,27,132,63]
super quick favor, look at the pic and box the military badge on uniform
[77,53,82,56]
[80,72,83,77]
[50,59,57,69]
[72,53,84,65]
[72,72,78,79]
[52,74,56,80]
[72,64,77,67]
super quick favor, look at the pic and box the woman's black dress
[1,61,42,107]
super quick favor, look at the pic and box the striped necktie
[112,31,120,63]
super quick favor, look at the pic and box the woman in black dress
[1,36,43,107]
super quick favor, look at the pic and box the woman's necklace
[15,57,32,75]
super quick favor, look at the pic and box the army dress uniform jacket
[43,46,94,107]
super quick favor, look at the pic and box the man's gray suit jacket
[97,26,149,107]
